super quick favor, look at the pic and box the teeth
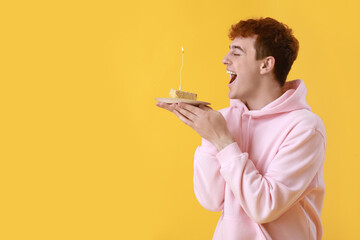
[227,70,237,81]
[227,70,236,75]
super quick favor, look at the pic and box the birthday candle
[179,46,184,90]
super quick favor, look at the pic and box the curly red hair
[229,17,299,86]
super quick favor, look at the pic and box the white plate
[155,98,211,105]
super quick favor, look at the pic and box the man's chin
[228,92,242,100]
[228,91,236,99]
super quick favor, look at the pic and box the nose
[222,52,231,65]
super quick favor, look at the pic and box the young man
[156,17,326,240]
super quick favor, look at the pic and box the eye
[233,53,241,56]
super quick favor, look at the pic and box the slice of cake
[169,88,197,100]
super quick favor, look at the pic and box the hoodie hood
[229,79,311,118]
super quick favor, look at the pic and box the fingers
[178,103,203,116]
[173,109,193,127]
[156,102,176,113]
[156,102,195,126]
[199,104,213,111]
[175,104,198,121]
[157,102,210,128]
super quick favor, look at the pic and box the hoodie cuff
[216,142,247,167]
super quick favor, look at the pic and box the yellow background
[1,0,359,239]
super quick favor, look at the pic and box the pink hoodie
[193,79,326,240]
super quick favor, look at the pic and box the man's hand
[156,102,234,151]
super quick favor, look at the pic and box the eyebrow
[229,45,246,53]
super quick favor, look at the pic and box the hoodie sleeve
[216,127,326,224]
[193,138,225,212]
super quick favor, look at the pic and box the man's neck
[245,78,283,110]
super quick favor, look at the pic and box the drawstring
[238,107,253,153]
[245,116,252,152]
[239,108,244,151]
[240,110,252,153]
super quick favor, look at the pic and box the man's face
[222,36,263,101]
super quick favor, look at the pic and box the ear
[260,56,275,74]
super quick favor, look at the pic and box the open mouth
[227,70,237,84]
